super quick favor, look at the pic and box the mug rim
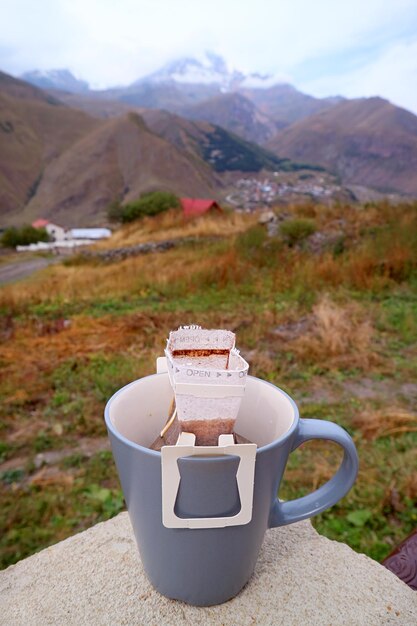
[104,373,300,457]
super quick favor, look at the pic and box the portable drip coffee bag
[161,326,249,446]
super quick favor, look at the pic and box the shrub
[107,200,124,223]
[108,192,180,223]
[279,218,316,246]
[1,225,49,248]
[290,296,376,370]
[236,225,266,259]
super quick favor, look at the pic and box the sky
[1,0,417,113]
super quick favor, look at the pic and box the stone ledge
[0,512,415,626]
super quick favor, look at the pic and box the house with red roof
[180,198,223,218]
[32,218,69,241]
[32,219,50,229]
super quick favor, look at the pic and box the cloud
[0,0,416,111]
[301,38,417,114]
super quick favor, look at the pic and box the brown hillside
[241,83,341,125]
[55,98,283,176]
[182,92,278,143]
[49,91,140,119]
[0,71,61,104]
[139,109,290,175]
[0,74,98,221]
[46,100,223,179]
[140,109,217,154]
[21,113,219,227]
[267,98,417,195]
[112,81,219,113]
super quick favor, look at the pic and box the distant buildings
[226,175,342,210]
[16,219,112,251]
[32,220,111,241]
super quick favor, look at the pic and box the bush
[107,200,124,223]
[108,192,180,223]
[279,219,316,246]
[1,225,50,248]
[236,225,266,260]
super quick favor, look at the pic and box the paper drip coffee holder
[157,356,256,529]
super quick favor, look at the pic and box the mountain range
[23,52,283,94]
[20,52,343,128]
[1,69,317,226]
[21,69,89,94]
[1,53,416,226]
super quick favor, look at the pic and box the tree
[1,225,50,248]
[107,192,180,223]
[107,200,124,223]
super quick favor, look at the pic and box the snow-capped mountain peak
[20,69,89,93]
[135,52,287,91]
[136,51,244,89]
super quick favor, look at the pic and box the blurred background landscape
[0,0,416,570]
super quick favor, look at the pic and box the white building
[32,219,70,241]
[21,220,112,252]
[32,220,111,242]
[70,228,111,240]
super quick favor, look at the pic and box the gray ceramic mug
[105,373,358,606]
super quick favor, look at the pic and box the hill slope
[20,113,219,226]
[267,97,417,194]
[241,84,343,125]
[93,81,340,130]
[140,109,294,173]
[117,82,219,113]
[0,71,62,104]
[0,72,98,221]
[182,92,279,143]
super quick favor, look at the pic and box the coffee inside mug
[108,374,295,449]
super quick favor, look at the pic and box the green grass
[0,451,123,568]
[280,409,417,561]
[1,200,417,569]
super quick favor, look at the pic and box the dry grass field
[1,201,416,569]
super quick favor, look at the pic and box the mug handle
[269,418,359,528]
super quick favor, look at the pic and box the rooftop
[31,218,50,228]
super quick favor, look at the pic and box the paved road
[0,256,59,285]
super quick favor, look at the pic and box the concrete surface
[0,512,416,626]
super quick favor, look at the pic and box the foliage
[106,200,124,222]
[107,192,180,223]
[279,218,316,245]
[1,225,49,248]
[200,126,324,173]
[279,161,325,173]
[201,126,282,172]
